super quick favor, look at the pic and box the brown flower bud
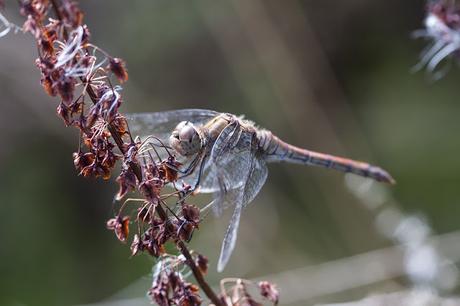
[108,58,128,83]
[196,254,208,275]
[115,167,137,200]
[258,281,279,305]
[106,215,130,242]
[182,204,200,225]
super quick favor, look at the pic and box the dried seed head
[111,116,129,135]
[115,167,137,201]
[109,57,128,83]
[57,77,75,104]
[60,0,84,28]
[196,254,208,275]
[148,278,171,306]
[160,157,182,182]
[258,281,279,305]
[182,204,200,225]
[106,215,130,242]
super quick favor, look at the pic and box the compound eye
[179,124,196,142]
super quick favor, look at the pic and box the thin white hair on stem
[55,26,84,68]
[65,54,95,78]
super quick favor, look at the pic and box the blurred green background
[2,0,460,305]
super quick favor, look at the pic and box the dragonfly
[127,109,394,272]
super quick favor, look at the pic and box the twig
[47,1,222,304]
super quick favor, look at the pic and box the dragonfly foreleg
[177,152,204,177]
[177,154,208,203]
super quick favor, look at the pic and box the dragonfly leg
[177,153,203,176]
[177,154,208,202]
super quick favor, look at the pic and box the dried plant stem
[46,1,223,304]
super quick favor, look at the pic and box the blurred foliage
[2,0,460,305]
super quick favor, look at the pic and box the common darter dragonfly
[128,109,394,271]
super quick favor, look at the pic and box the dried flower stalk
[3,0,279,305]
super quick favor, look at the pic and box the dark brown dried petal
[195,254,208,275]
[20,2,38,19]
[109,57,128,83]
[258,281,279,305]
[57,103,72,125]
[178,283,202,306]
[42,75,57,96]
[115,167,137,200]
[43,23,58,41]
[182,204,200,225]
[139,178,163,204]
[106,215,130,242]
[57,78,75,104]
[146,239,165,257]
[73,151,95,175]
[148,281,170,306]
[112,116,128,135]
[40,38,54,54]
[60,0,84,27]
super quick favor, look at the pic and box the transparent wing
[126,109,219,141]
[210,123,251,215]
[241,157,268,208]
[217,188,244,272]
[217,154,268,272]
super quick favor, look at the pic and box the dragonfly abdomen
[260,132,394,184]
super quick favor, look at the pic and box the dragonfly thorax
[169,121,203,156]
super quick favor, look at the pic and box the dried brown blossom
[115,167,137,200]
[111,116,129,135]
[57,76,75,104]
[106,215,130,242]
[59,0,83,28]
[219,279,279,306]
[139,165,164,203]
[196,254,208,275]
[161,162,181,183]
[109,57,128,83]
[148,275,171,306]
[149,261,202,306]
[182,204,200,225]
[11,0,276,304]
[174,281,202,306]
[20,0,49,21]
[258,282,279,305]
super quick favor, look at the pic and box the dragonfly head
[170,121,202,156]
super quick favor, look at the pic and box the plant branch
[48,1,223,304]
